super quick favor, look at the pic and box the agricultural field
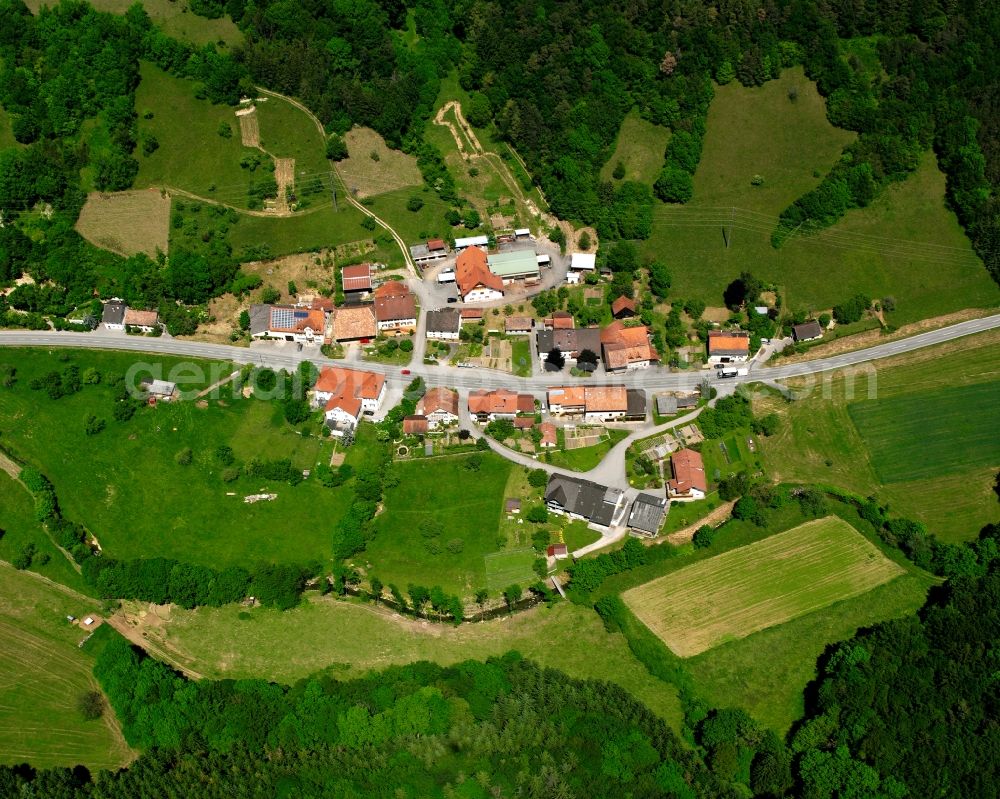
[599,110,671,186]
[145,597,684,730]
[75,189,171,257]
[364,452,515,597]
[337,127,423,198]
[847,381,1000,482]
[0,565,134,770]
[760,330,1000,541]
[133,62,258,206]
[0,349,372,569]
[687,570,933,733]
[0,472,93,596]
[639,67,999,323]
[623,516,905,657]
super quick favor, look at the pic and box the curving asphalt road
[2,312,996,393]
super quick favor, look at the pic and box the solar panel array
[270,307,296,329]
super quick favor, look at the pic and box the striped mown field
[622,517,904,657]
[847,380,1000,483]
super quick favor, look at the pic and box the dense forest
[1,0,999,323]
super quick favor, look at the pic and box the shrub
[399,339,414,352]
[692,525,715,549]
[527,468,548,488]
[84,415,106,436]
[175,448,193,466]
[446,538,464,554]
[78,690,105,720]
[406,196,424,212]
[526,505,549,523]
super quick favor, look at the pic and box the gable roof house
[601,321,659,372]
[123,309,159,332]
[536,327,602,369]
[505,316,534,335]
[415,387,459,427]
[425,308,461,340]
[544,473,624,528]
[341,263,373,293]
[543,311,575,330]
[456,247,504,302]
[611,296,636,319]
[249,304,327,343]
[372,281,417,333]
[332,305,378,342]
[312,366,386,437]
[467,389,534,422]
[628,493,668,537]
[707,330,750,363]
[792,320,824,343]
[402,415,429,436]
[102,301,127,331]
[537,421,558,448]
[547,385,646,422]
[666,448,707,501]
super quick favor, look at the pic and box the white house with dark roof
[101,301,126,331]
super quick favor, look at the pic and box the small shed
[505,498,521,514]
[547,543,569,559]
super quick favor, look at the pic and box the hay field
[847,381,1000,483]
[337,127,422,197]
[600,110,671,186]
[623,517,904,657]
[75,189,170,257]
[0,565,134,770]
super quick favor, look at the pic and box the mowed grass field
[223,203,372,260]
[364,452,513,597]
[26,0,243,47]
[75,189,171,257]
[484,548,537,593]
[133,62,258,207]
[153,598,684,729]
[760,330,1000,541]
[254,95,331,192]
[623,516,904,657]
[0,565,134,770]
[638,67,998,323]
[847,381,1000,483]
[600,110,671,186]
[0,349,367,569]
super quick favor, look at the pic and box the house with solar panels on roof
[249,304,328,344]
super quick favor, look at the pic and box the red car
[401,369,411,375]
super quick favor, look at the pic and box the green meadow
[638,67,998,322]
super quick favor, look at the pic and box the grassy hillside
[148,598,684,730]
[133,62,257,207]
[600,110,672,186]
[639,67,999,323]
[0,349,369,569]
[759,330,1000,542]
[254,96,331,189]
[0,565,134,770]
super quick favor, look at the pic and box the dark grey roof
[657,396,677,415]
[626,389,646,419]
[545,474,621,527]
[102,302,126,325]
[793,320,823,341]
[249,304,272,336]
[628,493,667,534]
[536,327,601,356]
[426,308,461,334]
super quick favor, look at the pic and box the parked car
[401,369,411,375]
[446,297,458,303]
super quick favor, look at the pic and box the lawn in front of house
[544,428,628,472]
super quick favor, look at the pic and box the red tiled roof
[549,311,574,329]
[505,316,533,332]
[315,366,385,401]
[468,389,534,415]
[332,306,377,340]
[460,308,483,320]
[310,296,335,311]
[373,284,416,323]
[268,306,325,334]
[707,331,750,354]
[538,422,557,446]
[456,247,503,298]
[342,263,372,292]
[123,309,158,327]
[668,448,707,494]
[403,415,429,435]
[426,238,446,251]
[374,280,409,298]
[547,543,568,556]
[611,296,636,316]
[601,321,658,369]
[417,387,459,417]
[513,416,535,428]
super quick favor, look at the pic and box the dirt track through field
[624,517,904,657]
[273,157,294,214]
[237,107,259,147]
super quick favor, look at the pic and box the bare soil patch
[273,157,294,214]
[661,500,736,545]
[236,106,260,147]
[75,189,170,257]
